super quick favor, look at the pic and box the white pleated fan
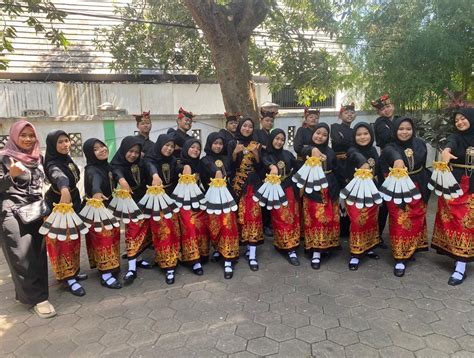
[138,185,179,221]
[292,156,328,193]
[253,174,288,210]
[204,177,238,215]
[428,161,463,199]
[39,203,89,241]
[340,168,383,209]
[379,167,421,204]
[171,174,207,211]
[108,189,144,224]
[79,198,120,232]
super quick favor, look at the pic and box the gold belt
[408,167,423,175]
[324,170,333,174]
[335,152,347,160]
[451,163,474,169]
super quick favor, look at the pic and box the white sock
[395,263,405,270]
[102,273,112,281]
[128,259,137,272]
[67,279,81,291]
[166,270,174,279]
[312,252,321,262]
[193,263,202,270]
[289,251,297,258]
[224,261,233,272]
[213,251,220,258]
[367,251,375,255]
[350,257,359,265]
[249,246,257,260]
[452,261,467,280]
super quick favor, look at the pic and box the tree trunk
[184,0,268,123]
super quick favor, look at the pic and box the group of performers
[0,98,473,318]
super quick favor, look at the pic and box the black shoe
[121,252,127,259]
[123,270,137,285]
[394,267,405,277]
[249,259,259,271]
[366,252,380,260]
[448,271,466,286]
[211,251,221,262]
[193,267,204,276]
[311,260,321,270]
[379,241,388,249]
[76,273,88,281]
[288,256,300,266]
[68,283,86,297]
[348,262,359,271]
[137,260,153,269]
[101,277,122,289]
[224,269,233,279]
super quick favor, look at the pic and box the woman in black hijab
[177,138,209,275]
[111,136,152,285]
[83,138,121,289]
[44,130,86,297]
[432,108,474,285]
[200,132,239,279]
[380,117,430,278]
[262,128,301,265]
[300,123,340,269]
[145,134,181,285]
[228,118,263,271]
[344,123,382,271]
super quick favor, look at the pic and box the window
[272,87,335,109]
[0,135,9,150]
[191,129,201,141]
[69,133,83,157]
[287,126,296,147]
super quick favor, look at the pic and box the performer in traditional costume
[300,123,340,269]
[111,136,153,285]
[145,134,181,284]
[345,123,382,270]
[0,121,55,318]
[177,138,209,275]
[134,111,154,157]
[228,118,263,271]
[44,130,87,296]
[294,108,320,163]
[219,113,240,155]
[254,109,276,151]
[167,107,194,158]
[262,129,301,265]
[201,132,239,278]
[82,138,121,289]
[380,117,430,277]
[432,108,474,285]
[331,103,356,237]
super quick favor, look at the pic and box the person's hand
[152,174,163,186]
[269,165,278,175]
[393,159,405,169]
[441,148,457,163]
[251,143,261,157]
[59,187,72,203]
[183,165,192,175]
[311,147,322,157]
[215,170,223,179]
[92,192,108,200]
[233,141,244,155]
[8,157,26,178]
[119,179,131,192]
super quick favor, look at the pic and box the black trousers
[0,213,49,305]
[378,201,389,238]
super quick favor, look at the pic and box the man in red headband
[167,107,194,157]
[372,94,397,149]
[134,111,154,157]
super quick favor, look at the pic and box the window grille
[0,135,9,150]
[69,133,83,157]
[191,129,201,141]
[272,87,335,108]
[287,126,296,147]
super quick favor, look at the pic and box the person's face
[397,121,413,142]
[211,138,224,154]
[161,141,175,157]
[178,116,193,132]
[137,118,151,136]
[93,142,109,161]
[227,120,238,133]
[261,117,274,131]
[240,120,254,137]
[125,145,140,163]
[305,113,319,127]
[355,127,371,146]
[188,142,201,158]
[272,133,286,150]
[312,127,328,145]
[17,126,37,151]
[340,110,356,125]
[56,134,71,155]
[378,104,394,118]
[455,113,470,132]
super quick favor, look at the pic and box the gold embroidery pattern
[390,229,428,259]
[86,228,120,272]
[232,141,259,198]
[155,245,180,269]
[432,226,474,259]
[357,208,369,226]
[304,227,340,250]
[397,209,412,230]
[273,226,301,250]
[349,228,381,255]
[208,213,239,259]
[125,220,151,258]
[46,236,81,281]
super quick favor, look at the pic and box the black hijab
[235,118,255,146]
[352,122,378,159]
[111,136,142,168]
[152,134,175,162]
[311,123,330,150]
[180,138,201,172]
[44,130,77,171]
[391,116,416,148]
[204,132,225,157]
[266,128,286,154]
[83,138,109,168]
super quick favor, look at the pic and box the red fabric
[86,227,120,273]
[150,213,181,269]
[125,219,152,259]
[179,209,209,263]
[237,185,263,246]
[432,175,474,261]
[272,187,301,251]
[208,211,239,260]
[46,234,81,281]
[303,189,340,251]
[346,203,380,255]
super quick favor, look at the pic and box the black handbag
[12,200,51,225]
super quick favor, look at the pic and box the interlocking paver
[247,337,279,356]
[265,323,296,342]
[415,347,450,358]
[215,334,247,354]
[295,325,326,343]
[345,343,379,358]
[311,340,345,358]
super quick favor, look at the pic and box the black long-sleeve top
[44,161,81,212]
[261,149,299,195]
[331,123,354,154]
[111,163,146,203]
[374,116,395,149]
[218,128,235,156]
[167,127,193,158]
[293,126,313,160]
[84,165,115,206]
[135,134,155,158]
[346,147,382,184]
[145,157,179,196]
[254,129,270,148]
[200,154,231,192]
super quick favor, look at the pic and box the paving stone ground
[1,199,473,357]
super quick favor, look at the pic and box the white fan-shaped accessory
[292,156,328,194]
[39,203,89,241]
[340,168,383,209]
[138,185,179,221]
[205,177,238,215]
[428,161,463,199]
[79,198,120,232]
[253,174,289,210]
[108,189,144,224]
[379,167,421,204]
[171,174,207,211]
